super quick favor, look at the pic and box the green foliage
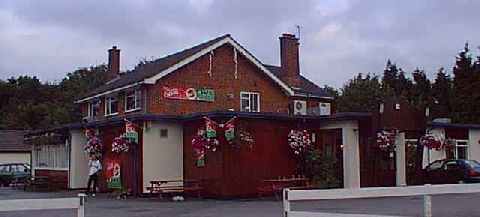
[337,44,480,125]
[303,148,341,188]
[336,73,385,112]
[0,65,108,130]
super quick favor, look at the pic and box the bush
[303,148,341,189]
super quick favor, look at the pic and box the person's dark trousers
[87,173,98,195]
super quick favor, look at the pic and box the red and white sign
[163,87,197,100]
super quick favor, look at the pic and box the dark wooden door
[317,129,343,187]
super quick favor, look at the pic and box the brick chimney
[280,33,300,87]
[107,46,120,80]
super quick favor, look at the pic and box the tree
[431,67,453,118]
[336,73,384,112]
[452,43,477,123]
[0,65,108,130]
[411,68,432,108]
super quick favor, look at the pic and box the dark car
[0,163,31,187]
[424,159,480,184]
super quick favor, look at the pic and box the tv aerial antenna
[296,25,301,40]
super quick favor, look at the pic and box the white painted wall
[142,121,183,193]
[69,130,89,189]
[395,133,406,186]
[469,129,480,162]
[0,152,30,164]
[320,120,360,189]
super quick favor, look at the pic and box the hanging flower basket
[84,129,103,156]
[376,130,396,152]
[191,129,220,160]
[288,130,312,156]
[112,135,130,153]
[420,134,446,151]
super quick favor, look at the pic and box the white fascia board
[143,37,295,96]
[293,94,334,100]
[74,81,143,103]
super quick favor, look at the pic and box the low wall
[34,169,68,190]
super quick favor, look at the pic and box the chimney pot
[107,46,120,81]
[279,33,300,87]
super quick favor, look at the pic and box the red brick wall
[148,44,290,115]
[81,43,326,117]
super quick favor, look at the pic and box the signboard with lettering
[163,87,215,102]
[105,158,122,189]
[125,121,138,143]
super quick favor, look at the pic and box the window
[319,102,331,116]
[34,145,68,169]
[125,90,141,112]
[427,160,443,171]
[455,140,469,160]
[0,165,9,173]
[444,161,459,170]
[105,96,118,116]
[240,92,260,112]
[87,99,100,118]
[160,129,168,138]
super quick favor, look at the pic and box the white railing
[283,184,480,217]
[0,193,86,217]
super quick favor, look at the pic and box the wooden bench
[24,176,49,191]
[146,179,203,199]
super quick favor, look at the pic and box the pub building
[25,33,480,197]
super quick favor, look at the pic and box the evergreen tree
[452,43,476,123]
[411,68,432,108]
[431,67,453,118]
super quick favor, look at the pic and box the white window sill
[105,112,119,117]
[125,108,141,113]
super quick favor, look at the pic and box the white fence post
[283,188,290,217]
[77,193,86,217]
[423,184,432,217]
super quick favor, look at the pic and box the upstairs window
[105,96,118,116]
[125,90,141,112]
[87,99,101,118]
[240,92,260,112]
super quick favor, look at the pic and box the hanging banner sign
[125,121,138,143]
[105,158,122,189]
[204,117,218,138]
[163,87,215,102]
[224,118,235,142]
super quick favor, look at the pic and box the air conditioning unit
[319,102,331,116]
[293,100,307,115]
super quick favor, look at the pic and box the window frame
[125,89,142,113]
[240,91,260,112]
[87,99,100,118]
[455,140,469,160]
[104,95,119,116]
[33,144,69,170]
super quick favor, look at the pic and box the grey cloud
[0,0,479,87]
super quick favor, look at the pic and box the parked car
[424,159,480,184]
[0,163,31,187]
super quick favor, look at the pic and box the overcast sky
[1,0,479,87]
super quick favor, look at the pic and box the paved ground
[1,187,480,217]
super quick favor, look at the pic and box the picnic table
[24,176,49,191]
[147,179,203,199]
[257,177,310,199]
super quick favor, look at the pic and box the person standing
[87,154,102,197]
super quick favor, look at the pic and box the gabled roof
[263,64,332,98]
[0,130,30,152]
[77,34,331,102]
